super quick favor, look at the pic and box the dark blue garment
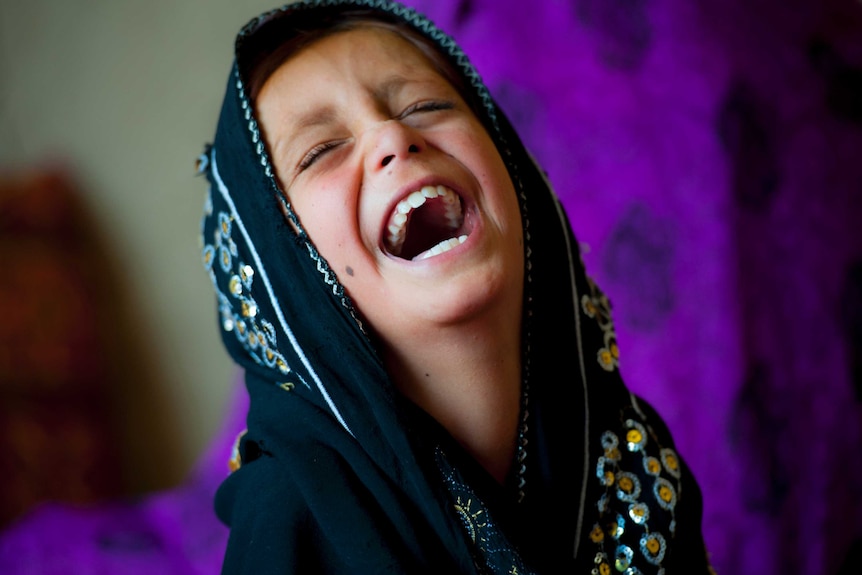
[198,1,713,572]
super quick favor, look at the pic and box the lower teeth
[414,235,468,261]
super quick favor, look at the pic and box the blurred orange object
[0,167,124,527]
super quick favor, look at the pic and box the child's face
[256,26,523,343]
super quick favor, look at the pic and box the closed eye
[397,100,455,119]
[294,101,454,172]
[298,140,343,171]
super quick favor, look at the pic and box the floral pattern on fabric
[201,201,291,378]
[590,406,683,574]
[436,448,537,575]
[581,275,620,372]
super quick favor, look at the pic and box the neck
[380,314,523,484]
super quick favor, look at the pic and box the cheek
[290,173,354,240]
[290,181,366,274]
[458,127,510,186]
[305,213,360,284]
[300,202,351,253]
[469,143,521,223]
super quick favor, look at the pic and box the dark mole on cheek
[345,266,354,276]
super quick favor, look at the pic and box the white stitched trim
[211,150,354,438]
[548,178,590,560]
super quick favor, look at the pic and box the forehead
[254,26,468,170]
[255,26,461,135]
[274,26,447,88]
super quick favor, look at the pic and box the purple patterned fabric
[2,0,861,573]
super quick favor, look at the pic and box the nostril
[381,154,395,167]
[408,144,419,153]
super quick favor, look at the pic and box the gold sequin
[618,476,634,493]
[594,410,683,572]
[582,295,597,317]
[241,300,257,317]
[598,349,614,370]
[583,277,620,371]
[663,451,679,473]
[629,503,648,524]
[229,276,243,295]
[658,485,673,503]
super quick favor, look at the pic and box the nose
[381,144,419,167]
[366,120,424,172]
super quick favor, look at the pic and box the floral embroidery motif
[660,448,681,479]
[591,408,682,573]
[202,207,291,377]
[629,502,649,525]
[453,495,488,544]
[640,532,667,565]
[615,472,641,503]
[581,276,620,372]
[435,448,536,575]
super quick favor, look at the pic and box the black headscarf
[198,1,714,572]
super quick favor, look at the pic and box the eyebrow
[283,76,407,136]
[374,75,410,104]
[291,107,338,133]
[272,107,338,162]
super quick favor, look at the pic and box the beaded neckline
[515,381,530,503]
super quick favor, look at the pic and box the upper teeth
[386,185,463,257]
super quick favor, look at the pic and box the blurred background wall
[0,0,283,495]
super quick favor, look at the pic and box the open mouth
[384,185,469,261]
